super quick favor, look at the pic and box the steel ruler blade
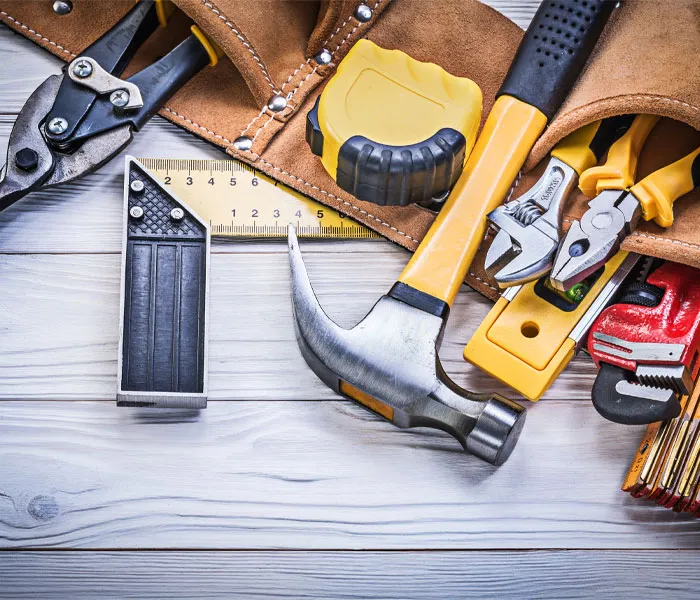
[138,158,379,239]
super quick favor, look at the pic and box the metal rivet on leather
[353,3,372,22]
[233,136,253,151]
[314,49,333,65]
[267,94,288,112]
[52,0,73,15]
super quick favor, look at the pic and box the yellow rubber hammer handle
[398,96,547,306]
[631,146,700,228]
[396,0,617,307]
[578,114,660,197]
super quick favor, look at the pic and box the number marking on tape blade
[138,158,380,239]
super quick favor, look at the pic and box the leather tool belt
[3,0,699,300]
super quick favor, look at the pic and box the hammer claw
[287,224,527,466]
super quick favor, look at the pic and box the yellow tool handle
[154,0,175,27]
[397,96,547,307]
[631,145,700,228]
[191,25,223,67]
[578,114,660,197]
[551,120,603,175]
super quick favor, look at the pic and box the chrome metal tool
[485,116,634,287]
[0,0,218,210]
[551,115,700,292]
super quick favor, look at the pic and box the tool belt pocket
[6,1,700,300]
[0,0,387,158]
[483,0,700,300]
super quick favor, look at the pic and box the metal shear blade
[0,74,133,210]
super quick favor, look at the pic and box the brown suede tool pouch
[2,0,700,301]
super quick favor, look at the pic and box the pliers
[0,0,219,211]
[485,115,634,287]
[551,114,700,291]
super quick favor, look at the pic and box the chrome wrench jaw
[485,157,578,287]
[550,190,642,292]
[590,333,690,424]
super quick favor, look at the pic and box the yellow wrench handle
[398,96,547,306]
[578,114,660,197]
[631,146,700,228]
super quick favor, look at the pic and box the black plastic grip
[497,0,617,121]
[588,114,635,162]
[591,363,681,425]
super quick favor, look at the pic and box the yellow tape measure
[138,158,379,239]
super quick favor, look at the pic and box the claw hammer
[289,0,618,465]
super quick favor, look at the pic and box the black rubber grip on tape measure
[336,129,466,207]
[497,0,617,121]
[306,97,466,207]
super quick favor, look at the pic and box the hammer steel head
[288,225,526,466]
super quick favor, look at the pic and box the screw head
[267,94,288,113]
[72,59,92,78]
[568,239,590,258]
[52,0,73,15]
[130,180,145,194]
[314,49,332,65]
[15,147,39,172]
[46,117,68,135]
[233,136,253,152]
[354,3,372,22]
[170,208,185,221]
[110,90,130,108]
[129,206,144,220]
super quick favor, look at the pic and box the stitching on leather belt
[162,107,233,145]
[240,0,384,144]
[628,232,700,251]
[0,11,76,57]
[200,0,276,91]
[158,107,421,244]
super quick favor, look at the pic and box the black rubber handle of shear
[498,0,618,121]
[70,35,211,144]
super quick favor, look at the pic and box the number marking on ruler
[138,158,379,239]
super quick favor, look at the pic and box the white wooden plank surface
[2,1,696,591]
[2,400,696,550]
[1,550,699,600]
[0,252,598,401]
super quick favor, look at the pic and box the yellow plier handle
[632,146,700,228]
[550,116,634,176]
[578,114,660,196]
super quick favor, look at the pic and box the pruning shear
[485,115,635,287]
[0,0,219,211]
[551,114,700,291]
